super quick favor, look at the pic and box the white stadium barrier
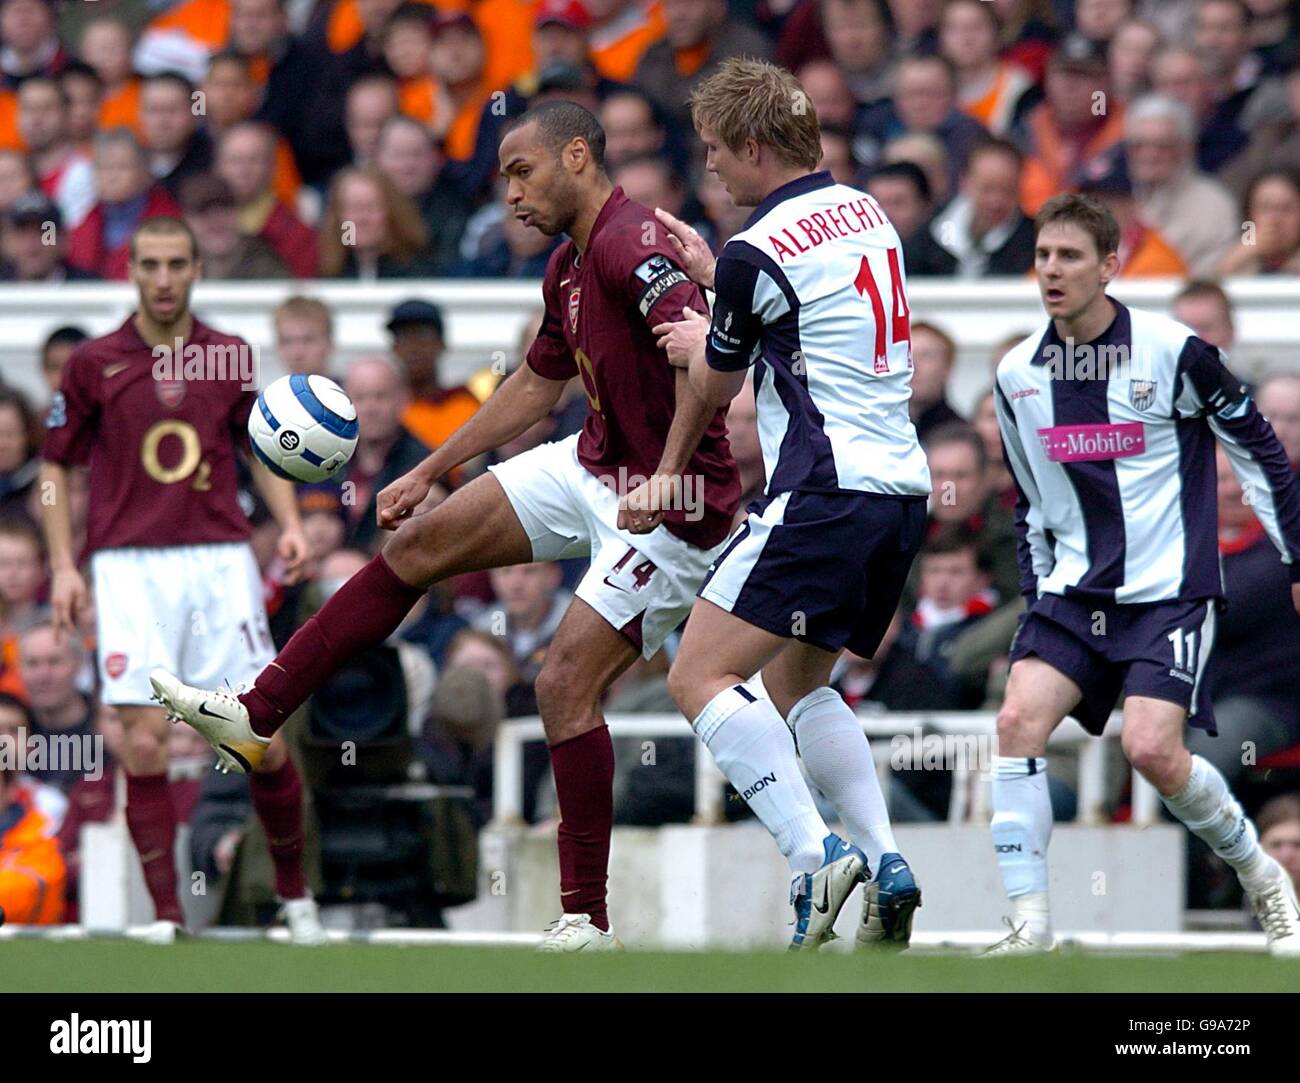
[2,278,1299,415]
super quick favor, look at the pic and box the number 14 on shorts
[603,546,658,593]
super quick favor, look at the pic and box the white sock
[788,686,896,876]
[692,684,828,874]
[1161,755,1274,890]
[991,754,1053,936]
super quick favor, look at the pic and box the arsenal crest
[568,287,581,333]
[105,652,128,679]
[1129,379,1157,412]
[155,379,186,408]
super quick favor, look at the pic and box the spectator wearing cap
[1076,150,1188,276]
[904,138,1035,277]
[1014,40,1127,215]
[1125,93,1239,276]
[386,298,480,455]
[68,127,181,279]
[866,160,933,243]
[376,115,471,272]
[18,75,94,228]
[940,0,1035,137]
[140,71,215,200]
[1107,18,1161,107]
[78,16,141,138]
[274,295,333,378]
[215,121,317,278]
[858,53,991,193]
[341,356,432,551]
[1150,45,1249,174]
[181,171,287,279]
[318,165,432,279]
[0,192,96,281]
[1218,166,1300,274]
[634,0,772,131]
[0,0,67,90]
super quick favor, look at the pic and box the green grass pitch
[2,940,1297,992]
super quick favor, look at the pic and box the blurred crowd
[0,0,1299,280]
[4,0,1300,925]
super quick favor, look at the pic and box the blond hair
[274,295,333,340]
[689,56,821,171]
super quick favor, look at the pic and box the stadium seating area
[1,0,1300,934]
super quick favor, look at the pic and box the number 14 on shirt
[853,249,912,375]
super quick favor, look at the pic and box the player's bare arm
[248,459,310,583]
[654,309,746,408]
[377,361,569,529]
[37,460,89,638]
[653,207,717,290]
[618,367,718,534]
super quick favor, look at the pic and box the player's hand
[653,306,709,369]
[377,469,433,530]
[619,474,677,534]
[277,525,310,585]
[50,565,89,641]
[654,207,715,290]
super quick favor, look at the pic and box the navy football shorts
[697,489,926,657]
[1009,592,1220,734]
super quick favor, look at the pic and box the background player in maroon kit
[40,217,324,943]
[152,102,740,951]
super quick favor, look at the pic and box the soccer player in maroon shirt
[40,217,325,944]
[152,101,741,951]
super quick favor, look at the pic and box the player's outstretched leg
[534,600,638,953]
[151,475,534,773]
[669,601,867,951]
[1125,697,1300,957]
[117,706,186,939]
[984,658,1077,956]
[766,649,921,949]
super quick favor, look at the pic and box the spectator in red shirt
[67,128,181,280]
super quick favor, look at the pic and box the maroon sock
[549,726,615,932]
[240,553,426,738]
[251,757,308,901]
[124,772,183,924]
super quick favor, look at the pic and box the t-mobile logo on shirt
[1037,422,1146,462]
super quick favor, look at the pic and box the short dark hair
[924,421,989,472]
[922,522,983,564]
[966,136,1023,175]
[516,99,607,170]
[43,325,89,356]
[142,70,195,97]
[59,59,102,91]
[1034,192,1120,259]
[867,160,932,203]
[129,215,198,261]
[1173,278,1233,325]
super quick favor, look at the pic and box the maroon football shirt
[42,314,257,555]
[526,187,740,549]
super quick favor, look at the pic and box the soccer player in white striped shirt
[988,193,1300,954]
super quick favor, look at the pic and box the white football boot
[537,913,623,953]
[981,915,1057,956]
[789,833,869,951]
[281,896,329,946]
[1246,862,1300,957]
[150,668,270,775]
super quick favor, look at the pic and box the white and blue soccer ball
[249,374,359,484]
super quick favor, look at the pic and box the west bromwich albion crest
[1129,379,1157,412]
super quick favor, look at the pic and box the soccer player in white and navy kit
[986,193,1300,955]
[644,58,931,950]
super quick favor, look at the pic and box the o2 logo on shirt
[140,419,211,490]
